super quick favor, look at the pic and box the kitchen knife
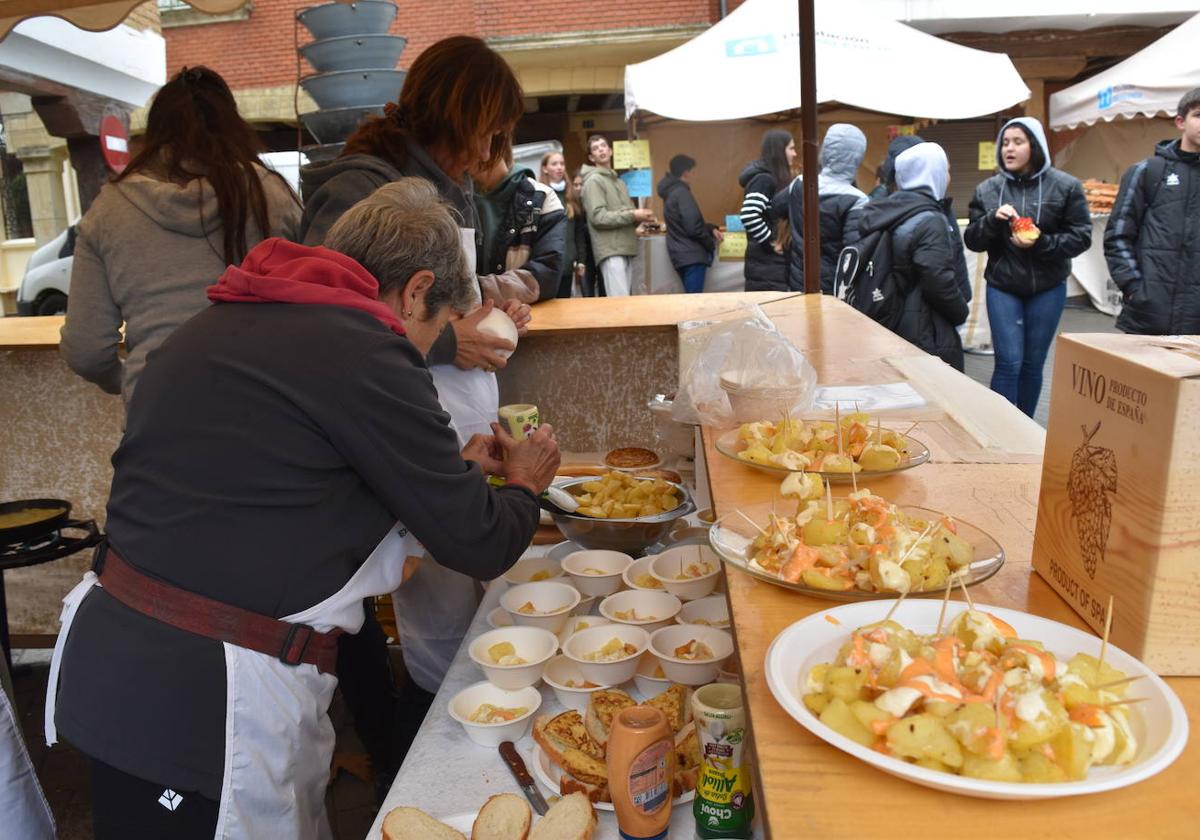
[498,741,549,815]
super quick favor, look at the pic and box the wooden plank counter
[701,297,1194,839]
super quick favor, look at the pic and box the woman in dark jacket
[739,129,794,291]
[964,116,1092,417]
[657,154,722,293]
[857,143,970,369]
[539,152,589,298]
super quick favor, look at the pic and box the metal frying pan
[0,498,72,544]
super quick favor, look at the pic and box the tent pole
[799,0,820,295]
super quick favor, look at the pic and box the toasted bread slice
[584,688,636,746]
[559,772,610,804]
[381,807,467,840]
[646,684,692,733]
[529,792,597,840]
[471,793,531,840]
[534,711,604,762]
[672,722,701,796]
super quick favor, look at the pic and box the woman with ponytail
[60,66,300,412]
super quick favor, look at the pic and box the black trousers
[90,758,219,840]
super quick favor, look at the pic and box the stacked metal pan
[297,1,406,161]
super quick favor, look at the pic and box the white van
[15,226,73,316]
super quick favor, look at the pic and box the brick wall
[125,1,161,33]
[165,0,723,91]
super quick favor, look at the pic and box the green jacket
[580,164,638,262]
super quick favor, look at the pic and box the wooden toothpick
[901,421,920,439]
[956,570,975,610]
[835,402,844,456]
[1093,674,1144,692]
[883,589,908,623]
[733,509,767,536]
[936,573,954,635]
[1098,595,1115,673]
[895,523,935,567]
[825,479,834,522]
[850,467,859,494]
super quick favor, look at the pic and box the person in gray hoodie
[60,66,300,413]
[963,116,1091,417]
[774,123,869,293]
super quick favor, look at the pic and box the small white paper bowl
[599,589,682,633]
[676,595,731,629]
[557,615,613,649]
[561,550,634,597]
[468,625,558,690]
[649,624,734,686]
[448,681,542,747]
[650,545,720,601]
[562,623,650,686]
[622,555,667,592]
[500,581,580,633]
[502,555,565,586]
[633,650,672,698]
[543,654,611,713]
[487,606,513,629]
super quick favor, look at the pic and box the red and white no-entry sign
[99,114,130,174]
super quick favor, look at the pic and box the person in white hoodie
[60,66,300,412]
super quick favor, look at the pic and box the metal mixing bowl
[547,477,696,555]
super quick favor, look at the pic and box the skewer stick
[883,589,908,623]
[1093,674,1144,692]
[850,467,858,494]
[1098,595,1115,673]
[825,479,834,522]
[876,416,882,445]
[733,509,767,536]
[895,522,935,567]
[901,421,920,439]
[936,572,954,635]
[1101,697,1149,709]
[835,402,843,456]
[956,570,975,610]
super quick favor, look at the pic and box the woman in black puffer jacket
[738,129,794,291]
[963,117,1091,417]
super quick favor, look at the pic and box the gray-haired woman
[47,178,560,840]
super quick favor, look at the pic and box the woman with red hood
[46,178,560,839]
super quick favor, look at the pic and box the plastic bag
[674,304,817,427]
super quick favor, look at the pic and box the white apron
[46,523,423,840]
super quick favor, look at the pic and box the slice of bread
[471,793,531,840]
[534,711,604,762]
[381,806,467,840]
[559,772,610,804]
[584,688,636,747]
[528,792,597,840]
[646,684,692,733]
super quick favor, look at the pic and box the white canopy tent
[624,0,1030,122]
[1050,12,1200,129]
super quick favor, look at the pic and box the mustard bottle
[607,705,676,840]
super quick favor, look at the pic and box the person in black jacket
[739,129,794,291]
[473,154,566,303]
[1104,88,1200,335]
[657,155,723,293]
[775,123,869,293]
[964,116,1091,417]
[857,143,970,369]
[539,151,589,298]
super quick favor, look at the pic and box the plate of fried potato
[764,600,1187,799]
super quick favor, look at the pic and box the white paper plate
[764,600,1188,800]
[440,812,476,832]
[531,744,694,811]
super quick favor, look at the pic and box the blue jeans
[677,263,708,294]
[986,283,1066,417]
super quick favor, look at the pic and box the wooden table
[700,297,1194,839]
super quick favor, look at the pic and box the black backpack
[833,225,907,330]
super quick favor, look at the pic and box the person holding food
[47,179,561,839]
[963,117,1091,417]
[295,35,532,785]
[579,134,657,296]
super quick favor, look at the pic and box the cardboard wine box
[1032,334,1200,674]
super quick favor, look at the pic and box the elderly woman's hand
[452,303,515,372]
[492,422,560,495]
[461,433,505,475]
